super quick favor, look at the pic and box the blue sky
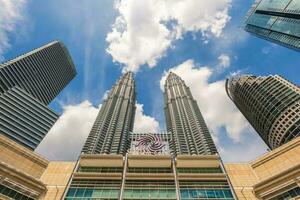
[1,0,299,162]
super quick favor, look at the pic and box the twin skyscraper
[81,70,300,158]
[81,71,218,157]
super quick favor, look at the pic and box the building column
[119,153,128,200]
[61,155,81,200]
[172,156,181,200]
[219,155,238,200]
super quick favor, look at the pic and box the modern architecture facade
[226,75,300,149]
[164,72,217,155]
[0,40,76,150]
[0,40,76,104]
[244,0,300,51]
[62,72,236,200]
[64,133,235,200]
[82,72,136,155]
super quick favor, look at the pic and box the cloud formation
[0,0,27,60]
[160,59,267,161]
[133,103,160,133]
[106,0,231,72]
[35,101,100,161]
[36,101,160,160]
[218,54,230,69]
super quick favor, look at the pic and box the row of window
[276,187,300,200]
[66,188,119,198]
[180,189,234,199]
[123,189,176,199]
[65,188,234,199]
[177,168,222,174]
[128,167,172,173]
[78,167,123,173]
[0,184,33,200]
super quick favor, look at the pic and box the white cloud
[0,0,27,60]
[218,53,230,69]
[133,103,160,133]
[35,101,100,161]
[106,0,231,72]
[160,59,267,161]
[36,101,160,160]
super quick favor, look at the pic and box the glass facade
[78,167,123,173]
[65,180,121,200]
[245,0,300,51]
[65,179,235,200]
[0,184,34,200]
[177,168,222,173]
[0,41,76,150]
[179,181,234,200]
[128,167,172,173]
[226,75,300,149]
[123,180,176,199]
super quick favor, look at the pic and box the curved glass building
[226,75,300,149]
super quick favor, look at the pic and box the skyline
[1,0,299,162]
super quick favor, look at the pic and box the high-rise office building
[244,0,300,51]
[82,72,136,155]
[226,75,300,149]
[0,41,77,150]
[164,72,217,155]
[0,40,76,104]
[63,72,236,200]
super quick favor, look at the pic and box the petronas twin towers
[82,71,217,156]
[82,72,136,155]
[164,72,217,155]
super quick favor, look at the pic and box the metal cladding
[226,75,300,149]
[163,72,217,155]
[0,86,58,150]
[0,41,76,150]
[82,72,136,155]
[244,0,300,51]
[0,40,77,105]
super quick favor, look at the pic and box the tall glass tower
[226,75,300,149]
[244,0,300,51]
[82,72,136,155]
[164,72,217,155]
[0,40,76,104]
[0,41,76,150]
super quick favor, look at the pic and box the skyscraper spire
[82,72,136,155]
[164,72,217,155]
